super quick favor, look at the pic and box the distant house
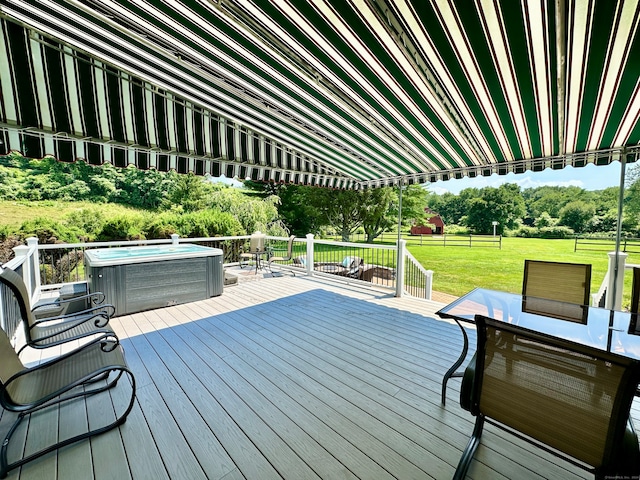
[410,208,445,235]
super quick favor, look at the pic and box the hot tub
[85,244,224,316]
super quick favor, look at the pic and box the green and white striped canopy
[1,0,639,188]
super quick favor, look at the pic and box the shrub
[512,226,538,238]
[96,214,146,241]
[538,226,575,239]
[443,224,469,235]
[174,210,243,237]
[18,217,82,243]
[64,208,107,241]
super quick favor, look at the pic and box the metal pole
[610,153,627,309]
[397,183,403,245]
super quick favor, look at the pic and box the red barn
[410,208,445,235]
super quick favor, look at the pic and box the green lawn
[0,200,139,230]
[407,237,639,308]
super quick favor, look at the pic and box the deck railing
[2,235,433,305]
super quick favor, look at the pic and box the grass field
[407,237,639,308]
[0,200,139,229]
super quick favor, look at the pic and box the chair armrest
[460,353,477,412]
[31,304,115,326]
[32,292,106,313]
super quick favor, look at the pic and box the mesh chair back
[0,268,36,339]
[249,233,265,253]
[0,327,25,384]
[522,260,591,322]
[474,315,640,469]
[631,267,640,315]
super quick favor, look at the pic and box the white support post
[26,237,41,293]
[170,233,180,245]
[606,250,628,310]
[425,269,434,300]
[306,234,314,276]
[12,244,34,306]
[396,239,406,297]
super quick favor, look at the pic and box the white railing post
[306,233,314,276]
[171,233,180,245]
[606,251,628,310]
[425,269,434,300]
[26,237,41,293]
[12,246,33,306]
[396,239,406,297]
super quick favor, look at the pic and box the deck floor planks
[195,318,415,479]
[138,308,307,480]
[156,314,364,480]
[186,307,415,480]
[8,274,636,479]
[202,303,454,478]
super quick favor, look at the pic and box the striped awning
[1,1,639,188]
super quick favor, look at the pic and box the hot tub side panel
[87,255,223,316]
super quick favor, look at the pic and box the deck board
[12,274,636,479]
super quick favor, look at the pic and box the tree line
[424,176,639,238]
[1,153,639,244]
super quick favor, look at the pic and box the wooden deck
[7,273,640,479]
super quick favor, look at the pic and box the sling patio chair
[239,232,266,271]
[0,327,135,478]
[267,235,296,274]
[0,267,117,355]
[455,315,640,480]
[522,259,592,323]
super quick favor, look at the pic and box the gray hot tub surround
[85,244,224,316]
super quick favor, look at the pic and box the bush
[174,210,243,237]
[512,226,538,238]
[64,208,107,241]
[18,217,83,243]
[443,224,469,235]
[538,226,575,239]
[143,209,243,239]
[96,214,146,241]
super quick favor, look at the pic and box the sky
[427,161,626,195]
[211,160,630,193]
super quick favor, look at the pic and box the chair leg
[453,415,485,480]
[0,368,136,479]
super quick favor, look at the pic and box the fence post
[606,250,628,310]
[425,269,433,300]
[306,234,314,276]
[396,239,406,298]
[171,233,180,245]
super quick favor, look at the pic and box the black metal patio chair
[0,325,135,478]
[0,267,116,354]
[455,314,640,479]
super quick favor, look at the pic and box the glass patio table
[436,287,640,404]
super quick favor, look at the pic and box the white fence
[2,235,434,308]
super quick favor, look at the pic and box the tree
[310,189,365,241]
[361,188,396,243]
[165,173,212,212]
[464,184,525,234]
[208,184,285,235]
[114,167,174,209]
[558,200,596,233]
[625,164,640,232]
